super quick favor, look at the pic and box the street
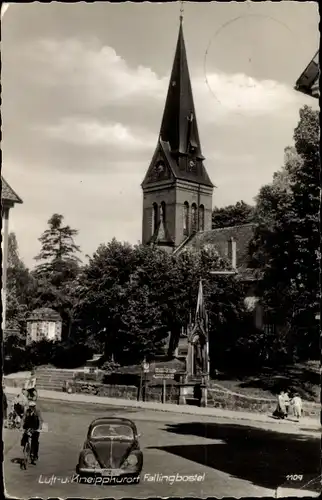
[4,399,321,498]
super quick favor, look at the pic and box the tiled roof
[185,223,257,269]
[295,50,319,99]
[27,308,61,322]
[1,177,23,204]
[142,20,213,189]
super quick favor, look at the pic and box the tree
[6,232,33,332]
[32,214,82,338]
[73,239,141,359]
[212,201,255,229]
[252,106,319,360]
[35,214,81,268]
[75,239,248,367]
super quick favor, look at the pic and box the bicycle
[7,410,22,430]
[21,429,34,470]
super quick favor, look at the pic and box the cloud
[18,38,167,110]
[42,118,156,151]
[194,71,305,122]
[11,36,307,122]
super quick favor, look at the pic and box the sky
[2,1,319,269]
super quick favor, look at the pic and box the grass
[211,361,320,403]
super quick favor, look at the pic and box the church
[141,17,265,333]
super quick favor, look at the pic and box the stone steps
[35,368,77,391]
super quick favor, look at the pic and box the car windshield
[91,423,134,440]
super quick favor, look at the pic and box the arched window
[160,201,166,224]
[183,202,189,235]
[191,203,197,232]
[152,203,158,234]
[199,204,205,231]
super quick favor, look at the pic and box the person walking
[273,390,287,419]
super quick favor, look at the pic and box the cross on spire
[180,1,184,22]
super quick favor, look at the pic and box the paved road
[4,399,321,498]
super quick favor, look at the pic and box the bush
[3,331,30,374]
[100,359,120,373]
[27,339,58,367]
[4,346,31,374]
[51,341,94,369]
[4,337,57,374]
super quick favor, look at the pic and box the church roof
[1,177,23,204]
[183,223,259,277]
[154,19,213,188]
[160,20,201,157]
[160,140,213,187]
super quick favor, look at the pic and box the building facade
[26,308,62,345]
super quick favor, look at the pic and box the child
[291,393,302,420]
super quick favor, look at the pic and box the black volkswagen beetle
[76,417,143,481]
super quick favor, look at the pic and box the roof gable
[1,177,23,204]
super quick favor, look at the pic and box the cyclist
[24,370,38,402]
[14,392,28,420]
[21,401,43,464]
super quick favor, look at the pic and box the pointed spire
[195,279,208,330]
[179,0,184,23]
[159,18,203,159]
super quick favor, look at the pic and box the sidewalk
[5,386,320,431]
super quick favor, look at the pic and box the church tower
[141,17,214,251]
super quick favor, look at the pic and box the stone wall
[207,388,320,418]
[72,381,180,404]
[73,382,138,400]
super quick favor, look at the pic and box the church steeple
[141,16,214,250]
[159,19,203,160]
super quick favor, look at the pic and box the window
[199,204,205,231]
[91,424,134,440]
[191,203,197,232]
[31,323,37,341]
[264,324,275,335]
[152,203,158,234]
[160,201,166,224]
[47,322,56,341]
[183,202,189,235]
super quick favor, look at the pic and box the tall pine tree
[32,214,82,338]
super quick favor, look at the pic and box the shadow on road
[147,421,321,492]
